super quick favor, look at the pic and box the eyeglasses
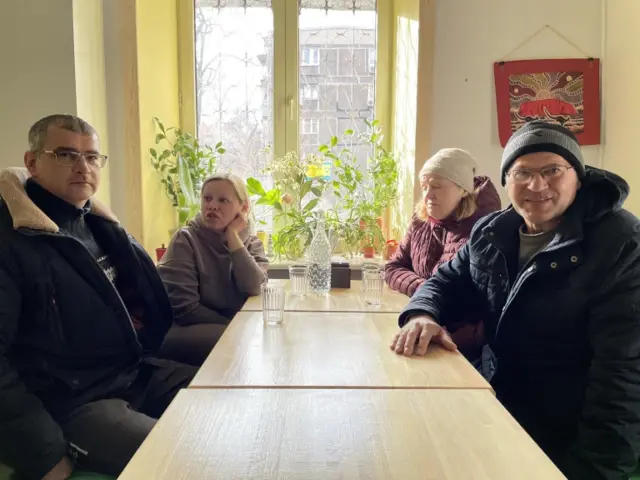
[506,165,573,184]
[41,150,108,169]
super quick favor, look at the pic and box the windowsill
[267,256,385,270]
[266,256,386,280]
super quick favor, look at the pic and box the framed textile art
[494,58,601,147]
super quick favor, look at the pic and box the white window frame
[301,47,319,66]
[368,47,376,73]
[300,84,319,101]
[367,84,374,106]
[301,118,319,134]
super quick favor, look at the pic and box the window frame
[176,0,396,248]
[179,0,392,159]
[301,117,319,134]
[301,46,320,66]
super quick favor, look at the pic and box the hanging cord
[499,24,593,62]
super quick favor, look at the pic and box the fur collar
[0,167,118,233]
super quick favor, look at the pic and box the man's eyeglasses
[506,165,573,184]
[41,150,108,169]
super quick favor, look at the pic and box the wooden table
[241,280,409,313]
[119,388,565,480]
[190,311,490,390]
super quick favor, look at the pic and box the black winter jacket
[400,167,640,480]
[0,168,174,479]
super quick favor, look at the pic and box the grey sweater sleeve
[230,235,268,296]
[157,231,230,326]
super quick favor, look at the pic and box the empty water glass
[262,280,286,325]
[288,264,309,296]
[363,270,384,306]
[361,262,380,291]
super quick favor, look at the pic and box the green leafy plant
[319,119,398,255]
[149,117,224,224]
[246,151,328,259]
[245,120,398,260]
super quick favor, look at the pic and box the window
[301,47,319,66]
[301,118,319,134]
[298,1,377,164]
[192,0,273,179]
[190,0,379,232]
[367,84,374,106]
[300,84,319,101]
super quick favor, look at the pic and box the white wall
[0,0,78,168]
[429,0,603,204]
[602,0,640,215]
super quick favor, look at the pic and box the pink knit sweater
[385,176,501,297]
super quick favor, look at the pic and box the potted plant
[318,120,398,257]
[246,150,328,260]
[149,117,224,227]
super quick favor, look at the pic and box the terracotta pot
[362,246,375,258]
[155,244,167,262]
[384,240,398,260]
[359,216,384,255]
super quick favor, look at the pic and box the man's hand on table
[390,315,458,356]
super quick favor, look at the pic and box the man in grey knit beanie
[393,120,640,479]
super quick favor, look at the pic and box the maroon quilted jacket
[385,176,501,297]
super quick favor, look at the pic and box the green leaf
[256,197,274,206]
[318,144,329,153]
[217,148,226,154]
[344,129,354,135]
[303,198,319,212]
[155,133,165,143]
[330,136,338,147]
[300,180,312,199]
[177,154,197,206]
[150,148,158,158]
[215,141,223,149]
[311,186,323,197]
[246,177,266,196]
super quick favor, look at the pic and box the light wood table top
[190,311,490,390]
[241,280,409,313]
[119,388,565,480]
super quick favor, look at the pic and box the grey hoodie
[158,213,268,325]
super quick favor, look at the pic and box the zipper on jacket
[19,229,142,353]
[50,289,67,343]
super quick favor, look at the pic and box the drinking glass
[262,280,286,325]
[363,270,384,306]
[288,264,309,296]
[361,262,380,291]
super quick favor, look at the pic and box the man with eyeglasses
[391,120,640,479]
[0,115,196,480]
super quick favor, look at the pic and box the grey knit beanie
[500,120,585,186]
[419,148,477,193]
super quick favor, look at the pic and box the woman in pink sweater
[158,173,268,365]
[385,149,500,357]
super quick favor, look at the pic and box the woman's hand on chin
[225,213,248,235]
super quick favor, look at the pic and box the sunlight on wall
[136,0,180,251]
[602,0,640,215]
[73,0,111,207]
[390,1,419,239]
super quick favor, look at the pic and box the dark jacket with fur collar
[400,167,640,479]
[0,168,174,479]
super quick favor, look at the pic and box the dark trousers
[159,323,228,366]
[59,358,196,476]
